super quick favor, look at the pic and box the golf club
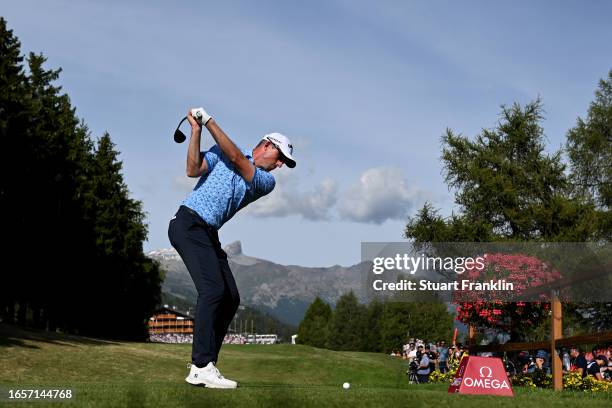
[174,108,209,143]
[173,116,188,143]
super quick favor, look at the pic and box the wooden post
[551,291,563,391]
[468,324,476,346]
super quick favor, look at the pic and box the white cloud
[337,167,424,224]
[246,166,425,224]
[245,169,339,221]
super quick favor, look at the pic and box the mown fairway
[1,324,610,407]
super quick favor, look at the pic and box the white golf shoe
[185,362,238,389]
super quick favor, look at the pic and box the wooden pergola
[467,261,612,391]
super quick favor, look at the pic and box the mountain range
[147,241,370,325]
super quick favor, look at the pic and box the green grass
[1,324,610,407]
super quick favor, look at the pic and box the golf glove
[190,107,212,125]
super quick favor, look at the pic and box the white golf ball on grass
[343,382,350,389]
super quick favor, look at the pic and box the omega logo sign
[448,356,513,396]
[463,365,510,390]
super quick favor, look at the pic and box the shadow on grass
[0,323,120,349]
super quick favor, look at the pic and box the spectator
[454,343,466,361]
[438,341,449,373]
[448,345,457,364]
[562,349,571,372]
[606,360,612,382]
[518,351,535,374]
[534,350,550,375]
[426,344,437,374]
[402,342,410,359]
[570,347,588,377]
[407,343,417,361]
[587,355,609,381]
[417,350,431,383]
[416,345,424,361]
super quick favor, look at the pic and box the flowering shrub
[511,371,552,388]
[563,371,611,392]
[435,368,610,392]
[428,354,464,384]
[511,373,538,388]
[428,369,455,384]
[453,253,562,335]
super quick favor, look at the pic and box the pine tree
[378,302,453,353]
[297,297,332,348]
[361,300,384,352]
[327,292,366,351]
[0,18,162,339]
[80,134,163,338]
[0,17,29,324]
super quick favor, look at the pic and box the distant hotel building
[148,306,194,335]
[148,305,279,344]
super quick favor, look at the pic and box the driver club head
[174,129,187,143]
[173,116,188,143]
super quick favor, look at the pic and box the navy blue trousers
[168,206,240,366]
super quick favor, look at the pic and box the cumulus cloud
[246,169,339,221]
[336,167,423,224]
[174,166,424,224]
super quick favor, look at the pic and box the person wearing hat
[587,355,609,381]
[518,351,536,373]
[534,350,550,375]
[169,108,296,388]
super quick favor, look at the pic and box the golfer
[168,107,295,388]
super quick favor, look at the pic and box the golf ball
[343,382,350,389]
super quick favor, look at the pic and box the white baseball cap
[261,132,296,168]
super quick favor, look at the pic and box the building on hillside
[148,306,194,343]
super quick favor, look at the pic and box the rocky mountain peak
[224,240,243,256]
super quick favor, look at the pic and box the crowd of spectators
[389,339,468,383]
[500,344,611,382]
[223,334,247,344]
[149,333,251,344]
[390,339,612,384]
[149,333,193,343]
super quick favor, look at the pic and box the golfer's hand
[187,109,201,131]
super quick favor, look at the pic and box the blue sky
[4,0,612,266]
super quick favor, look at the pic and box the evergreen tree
[0,17,29,324]
[297,297,332,348]
[327,292,366,351]
[378,302,453,353]
[378,302,413,353]
[296,295,453,352]
[79,134,163,338]
[0,18,163,339]
[566,69,612,234]
[565,70,612,331]
[405,99,599,243]
[404,97,609,340]
[361,300,384,352]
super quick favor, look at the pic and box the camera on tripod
[407,359,420,384]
